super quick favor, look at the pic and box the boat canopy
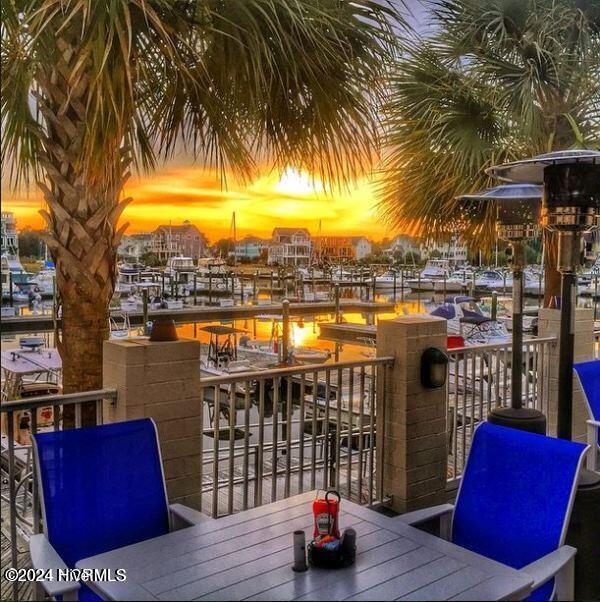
[430,305,456,320]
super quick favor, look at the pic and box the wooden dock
[2,300,395,335]
[318,322,377,344]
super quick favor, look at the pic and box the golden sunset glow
[1,164,389,241]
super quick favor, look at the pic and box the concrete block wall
[538,308,595,442]
[376,315,448,513]
[103,338,204,510]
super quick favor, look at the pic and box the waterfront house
[1,212,19,257]
[313,235,372,262]
[151,221,208,262]
[118,233,153,262]
[267,227,312,266]
[232,236,270,262]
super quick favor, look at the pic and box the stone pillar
[103,338,203,509]
[537,308,595,442]
[376,316,448,514]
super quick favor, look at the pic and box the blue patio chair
[398,422,588,601]
[574,359,600,471]
[29,418,207,601]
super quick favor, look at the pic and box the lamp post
[489,150,600,439]
[458,184,546,434]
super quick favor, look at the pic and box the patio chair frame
[29,418,207,600]
[397,423,589,601]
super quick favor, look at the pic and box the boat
[474,269,512,291]
[200,325,263,402]
[406,259,453,292]
[238,314,331,365]
[374,271,402,289]
[165,256,197,293]
[28,269,55,296]
[115,263,140,294]
[429,296,510,344]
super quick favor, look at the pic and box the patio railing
[198,357,394,518]
[446,336,556,485]
[0,389,117,602]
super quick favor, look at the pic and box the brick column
[537,308,595,442]
[376,316,448,514]
[103,338,203,509]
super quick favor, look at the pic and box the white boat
[165,256,198,293]
[474,269,511,291]
[115,263,140,294]
[374,271,404,289]
[406,259,453,291]
[429,296,510,344]
[119,296,139,312]
[28,267,56,296]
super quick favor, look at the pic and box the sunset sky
[2,164,388,243]
[1,1,432,243]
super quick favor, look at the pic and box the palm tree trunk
[33,39,130,424]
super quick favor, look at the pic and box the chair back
[452,423,587,600]
[33,418,170,568]
[574,359,600,426]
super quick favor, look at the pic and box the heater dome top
[487,150,600,184]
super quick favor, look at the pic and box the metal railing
[198,357,394,518]
[0,389,117,602]
[446,336,556,485]
[0,358,393,599]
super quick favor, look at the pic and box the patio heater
[489,150,600,440]
[458,184,546,434]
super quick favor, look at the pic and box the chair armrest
[587,420,599,471]
[396,504,454,540]
[169,503,209,529]
[520,545,576,601]
[29,534,80,599]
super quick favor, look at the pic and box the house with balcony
[1,211,19,256]
[150,221,208,262]
[118,233,153,261]
[313,236,372,262]
[267,227,312,266]
[232,236,270,262]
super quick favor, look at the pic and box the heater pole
[511,242,524,410]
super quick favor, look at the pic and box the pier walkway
[2,299,395,335]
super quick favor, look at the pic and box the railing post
[376,315,448,513]
[103,338,204,510]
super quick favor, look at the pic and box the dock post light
[488,150,600,439]
[458,184,546,433]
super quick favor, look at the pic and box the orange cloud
[2,164,391,242]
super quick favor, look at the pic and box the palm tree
[378,0,600,303]
[2,0,400,398]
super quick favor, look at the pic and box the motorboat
[474,269,511,291]
[28,268,55,296]
[406,259,453,291]
[429,296,510,344]
[115,263,140,294]
[374,271,403,289]
[238,315,331,365]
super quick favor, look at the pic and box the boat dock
[319,322,377,344]
[1,299,395,335]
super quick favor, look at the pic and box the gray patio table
[75,491,533,601]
